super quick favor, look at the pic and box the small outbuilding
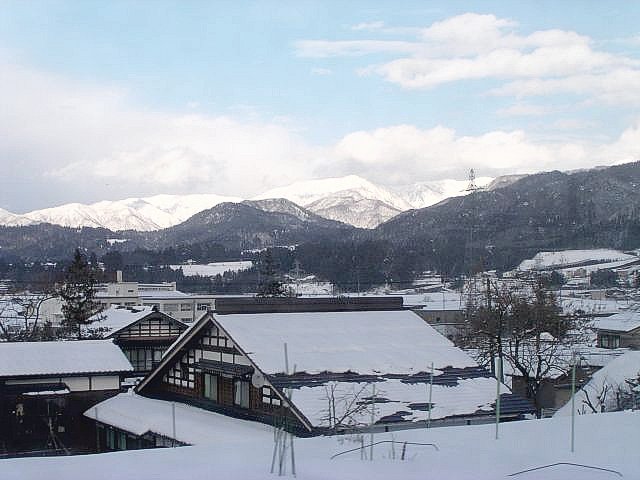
[0,340,132,455]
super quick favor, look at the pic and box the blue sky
[1,1,639,211]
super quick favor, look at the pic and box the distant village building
[0,340,132,455]
[594,310,640,349]
[412,292,466,341]
[86,298,533,449]
[95,271,217,323]
[88,306,188,374]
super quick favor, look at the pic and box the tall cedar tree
[257,249,288,297]
[59,249,103,339]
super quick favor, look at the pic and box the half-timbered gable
[89,306,188,374]
[136,313,310,434]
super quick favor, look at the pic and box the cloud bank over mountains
[1,12,639,212]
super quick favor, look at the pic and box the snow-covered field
[559,296,632,316]
[169,261,253,277]
[2,408,638,479]
[518,249,637,271]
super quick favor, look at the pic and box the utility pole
[291,260,302,297]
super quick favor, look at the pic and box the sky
[1,0,639,212]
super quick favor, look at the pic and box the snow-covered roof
[215,310,476,376]
[88,305,156,336]
[421,292,465,311]
[290,376,508,428]
[85,392,270,444]
[593,310,640,332]
[0,340,133,377]
[518,249,636,271]
[559,296,627,316]
[555,351,640,417]
[139,290,189,299]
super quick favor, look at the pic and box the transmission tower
[463,169,483,309]
[466,168,481,193]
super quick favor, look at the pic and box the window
[600,334,621,349]
[180,303,192,311]
[197,303,211,311]
[126,348,164,371]
[106,428,116,450]
[234,380,250,408]
[119,432,127,450]
[262,386,281,407]
[180,363,190,380]
[163,303,179,312]
[204,373,218,401]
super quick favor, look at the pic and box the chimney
[116,270,123,283]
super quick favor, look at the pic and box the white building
[95,271,217,323]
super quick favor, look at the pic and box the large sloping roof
[85,392,270,443]
[594,309,640,333]
[0,340,133,377]
[214,310,476,376]
[213,310,530,427]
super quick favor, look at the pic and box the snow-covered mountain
[255,175,413,209]
[1,174,513,231]
[0,208,35,227]
[15,194,241,231]
[253,175,412,228]
[305,192,403,229]
[396,177,494,209]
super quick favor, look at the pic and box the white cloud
[351,21,385,31]
[0,56,319,202]
[296,13,640,105]
[324,123,640,186]
[1,53,638,210]
[497,103,558,117]
[419,13,518,56]
[490,68,640,105]
[310,67,333,76]
[294,40,418,58]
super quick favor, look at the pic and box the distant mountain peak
[0,174,506,231]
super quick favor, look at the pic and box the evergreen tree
[58,249,103,339]
[257,249,288,297]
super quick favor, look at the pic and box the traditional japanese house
[0,340,132,455]
[88,306,188,374]
[593,310,640,349]
[88,299,533,446]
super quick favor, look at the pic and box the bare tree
[319,382,378,432]
[0,291,58,341]
[580,374,640,414]
[463,279,516,379]
[465,278,583,417]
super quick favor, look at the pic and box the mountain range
[0,174,495,230]
[2,162,640,273]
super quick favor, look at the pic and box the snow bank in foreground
[2,410,638,479]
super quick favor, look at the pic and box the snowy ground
[169,261,253,277]
[1,410,638,479]
[518,249,636,271]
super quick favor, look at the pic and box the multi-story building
[95,271,217,323]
